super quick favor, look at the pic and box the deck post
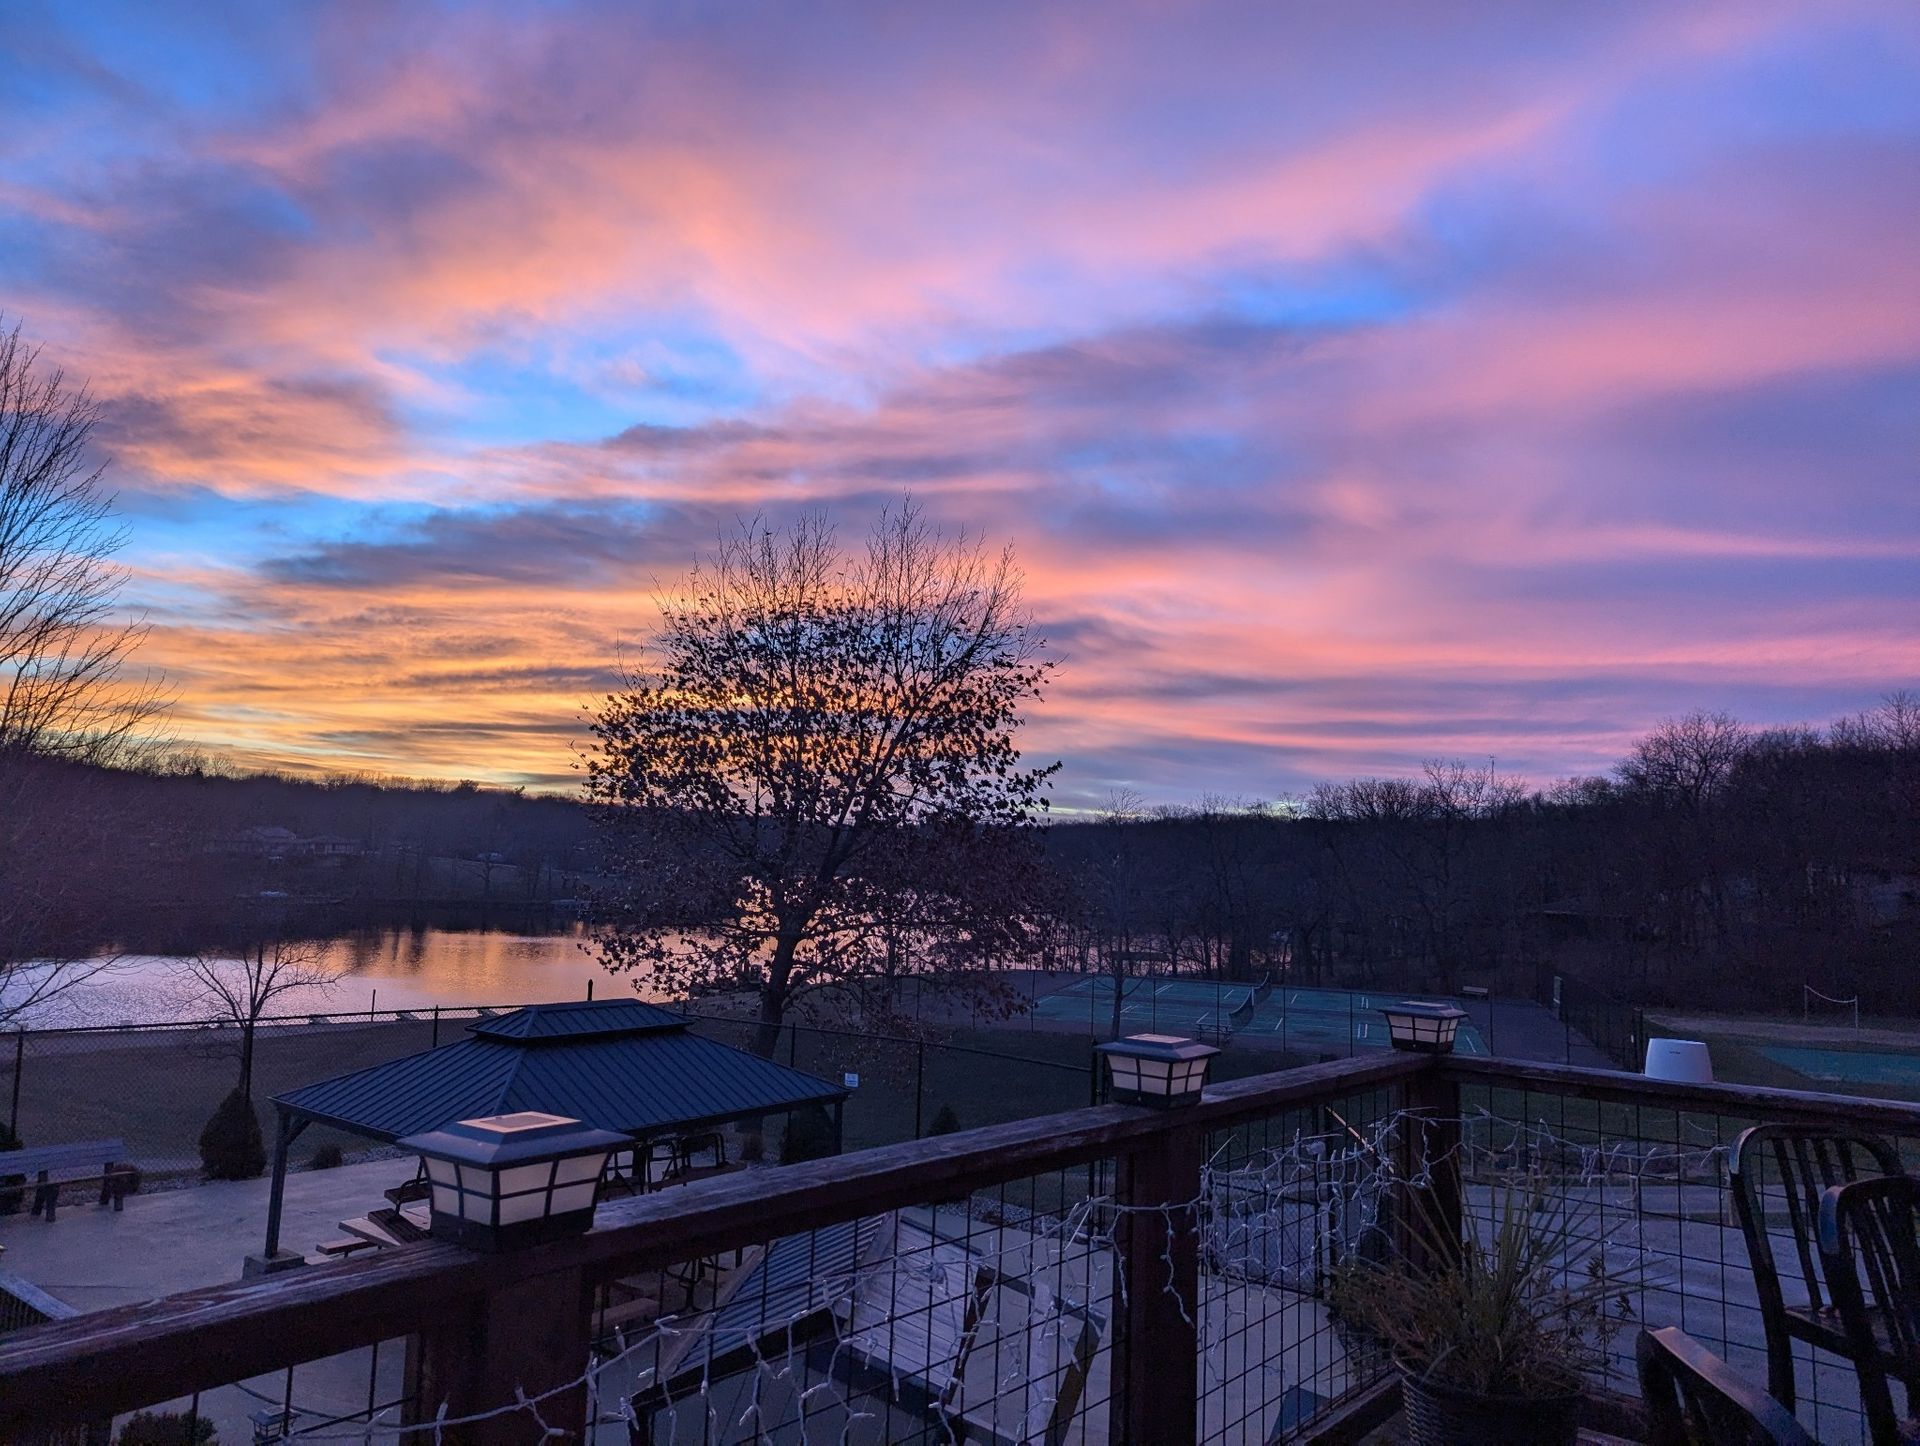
[410,1262,595,1443]
[1394,1062,1462,1273]
[1114,1117,1203,1445]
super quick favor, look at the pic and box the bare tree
[0,317,165,1021]
[1306,760,1524,989]
[1614,711,1751,951]
[1616,711,1751,815]
[181,936,344,1100]
[0,320,159,762]
[587,502,1058,1056]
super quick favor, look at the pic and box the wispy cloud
[2,0,1916,803]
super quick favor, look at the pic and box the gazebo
[259,999,848,1262]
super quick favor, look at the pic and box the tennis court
[1760,1044,1920,1089]
[1031,976,1488,1055]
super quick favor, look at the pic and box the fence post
[1394,1062,1463,1275]
[1114,1119,1203,1445]
[9,1030,21,1138]
[914,1045,925,1139]
[409,1263,595,1443]
[432,1005,441,1049]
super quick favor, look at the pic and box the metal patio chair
[1819,1174,1920,1444]
[1638,1326,1816,1445]
[1731,1122,1903,1409]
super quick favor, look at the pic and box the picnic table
[329,1201,430,1255]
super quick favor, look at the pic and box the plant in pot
[1328,1172,1637,1446]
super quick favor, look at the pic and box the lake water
[6,926,654,1029]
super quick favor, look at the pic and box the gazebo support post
[831,1098,845,1155]
[246,1109,311,1276]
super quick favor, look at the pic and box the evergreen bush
[780,1106,837,1164]
[198,1088,266,1180]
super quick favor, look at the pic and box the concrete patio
[0,1156,419,1314]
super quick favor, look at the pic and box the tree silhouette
[587,502,1058,1055]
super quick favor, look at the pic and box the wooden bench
[316,1237,379,1260]
[5,1139,130,1222]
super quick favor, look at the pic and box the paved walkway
[0,1155,417,1313]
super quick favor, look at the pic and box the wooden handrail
[0,1049,1423,1433]
[1441,1054,1920,1133]
[17,1047,1917,1437]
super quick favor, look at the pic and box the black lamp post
[1096,1033,1219,1107]
[397,1111,626,1252]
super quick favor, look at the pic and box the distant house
[225,825,301,860]
[217,826,362,862]
[298,834,362,859]
[1823,860,1920,926]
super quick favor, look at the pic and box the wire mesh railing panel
[1453,1078,1920,1445]
[94,1336,413,1444]
[21,1050,1920,1443]
[609,1158,1120,1445]
[1198,1083,1400,1444]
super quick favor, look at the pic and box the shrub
[928,1105,962,1136]
[198,1088,266,1180]
[308,1142,345,1170]
[115,1409,218,1444]
[780,1106,837,1165]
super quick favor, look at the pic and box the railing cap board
[1441,1054,1920,1134]
[0,1050,1422,1431]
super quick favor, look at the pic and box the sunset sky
[4,1,1917,807]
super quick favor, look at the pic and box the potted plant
[1328,1172,1635,1446]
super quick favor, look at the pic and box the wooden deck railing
[6,1049,1920,1443]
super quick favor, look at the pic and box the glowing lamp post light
[397,1112,626,1252]
[1097,1034,1220,1108]
[1379,1001,1469,1055]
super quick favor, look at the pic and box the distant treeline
[5,753,602,958]
[11,694,1919,1014]
[1044,696,1920,1015]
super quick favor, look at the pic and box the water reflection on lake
[12,926,657,1028]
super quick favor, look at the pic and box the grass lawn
[2,1010,1329,1185]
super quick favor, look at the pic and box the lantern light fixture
[1378,1000,1469,1055]
[396,1111,627,1252]
[1096,1033,1219,1108]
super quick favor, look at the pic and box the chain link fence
[1535,962,1647,1070]
[0,1003,1112,1189]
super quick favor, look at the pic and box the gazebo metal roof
[274,999,847,1143]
